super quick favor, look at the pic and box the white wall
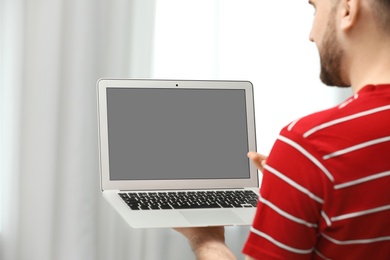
[152,0,353,154]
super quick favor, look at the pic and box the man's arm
[174,227,235,260]
[174,227,257,260]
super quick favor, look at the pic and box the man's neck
[348,37,390,93]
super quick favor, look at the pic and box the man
[175,0,390,259]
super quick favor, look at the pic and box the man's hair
[371,0,390,31]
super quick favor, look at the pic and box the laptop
[97,79,260,228]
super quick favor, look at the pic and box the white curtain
[0,0,251,259]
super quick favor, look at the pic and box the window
[152,0,352,153]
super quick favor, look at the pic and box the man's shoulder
[281,104,341,138]
[283,89,390,138]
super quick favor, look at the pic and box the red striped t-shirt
[243,84,390,259]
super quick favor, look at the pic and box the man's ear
[340,0,360,31]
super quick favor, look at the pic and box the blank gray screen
[106,88,250,180]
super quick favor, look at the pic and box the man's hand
[174,226,236,260]
[172,151,267,260]
[247,152,268,172]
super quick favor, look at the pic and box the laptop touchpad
[180,210,244,226]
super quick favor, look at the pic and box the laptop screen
[106,88,250,181]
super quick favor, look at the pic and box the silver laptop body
[97,79,259,228]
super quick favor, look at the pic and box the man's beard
[319,17,351,87]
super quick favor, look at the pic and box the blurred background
[0,0,352,259]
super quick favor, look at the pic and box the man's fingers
[247,152,268,172]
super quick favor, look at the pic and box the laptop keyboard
[119,190,258,210]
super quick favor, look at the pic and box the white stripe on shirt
[323,136,390,160]
[278,135,334,182]
[331,204,390,222]
[259,195,318,228]
[314,249,332,260]
[264,164,324,204]
[250,227,314,254]
[321,233,390,245]
[304,104,390,138]
[334,170,390,189]
[287,117,302,131]
[321,211,332,227]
